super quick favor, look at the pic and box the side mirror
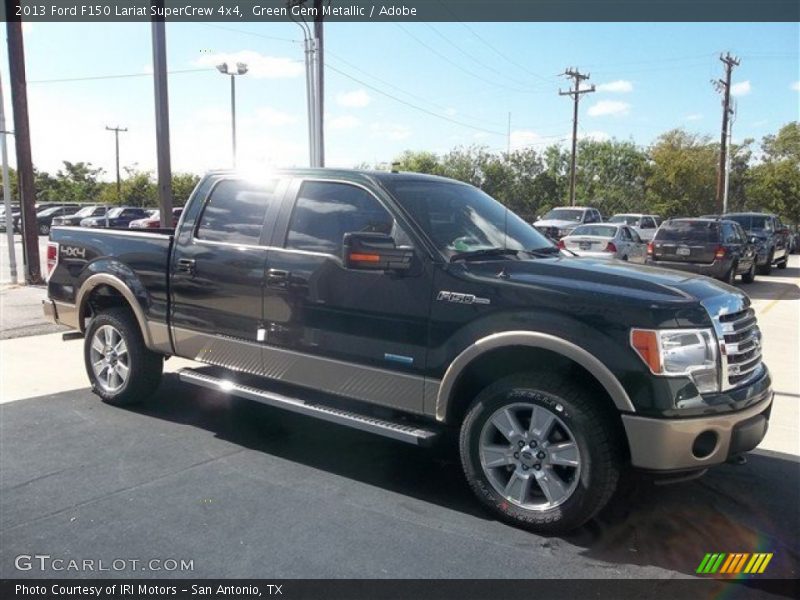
[343,232,413,272]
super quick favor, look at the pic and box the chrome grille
[716,307,763,389]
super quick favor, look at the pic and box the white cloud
[730,81,751,96]
[685,113,703,121]
[336,89,371,108]
[791,81,800,92]
[329,115,361,130]
[193,50,302,79]
[509,130,549,150]
[255,106,297,127]
[580,130,611,142]
[370,122,411,141]
[596,80,633,93]
[587,100,631,117]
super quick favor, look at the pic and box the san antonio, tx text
[15,584,279,596]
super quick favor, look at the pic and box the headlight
[630,328,719,394]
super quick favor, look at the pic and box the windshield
[543,209,584,222]
[380,179,554,258]
[656,221,719,243]
[608,215,638,225]
[726,215,772,231]
[570,225,618,238]
[107,207,124,218]
[74,206,98,217]
[37,207,62,216]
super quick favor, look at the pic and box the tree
[646,130,718,217]
[761,122,800,162]
[574,139,649,216]
[172,173,201,206]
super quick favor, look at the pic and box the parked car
[52,205,108,227]
[80,206,150,228]
[607,213,662,241]
[129,207,183,229]
[647,218,757,284]
[44,168,772,534]
[533,206,603,240]
[723,212,790,274]
[558,223,647,263]
[30,205,82,235]
[0,206,20,232]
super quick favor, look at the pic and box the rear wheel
[38,223,50,235]
[459,373,622,533]
[777,256,788,269]
[723,264,736,285]
[84,307,163,406]
[741,261,756,284]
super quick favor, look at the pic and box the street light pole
[217,62,248,169]
[0,70,18,284]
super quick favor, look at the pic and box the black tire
[741,261,756,284]
[777,257,788,270]
[38,223,50,235]
[459,373,622,534]
[84,307,163,406]
[758,250,773,275]
[723,263,736,285]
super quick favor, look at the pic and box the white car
[533,206,603,240]
[558,223,647,263]
[607,213,661,241]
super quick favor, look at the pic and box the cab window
[196,179,277,245]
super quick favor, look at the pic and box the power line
[394,23,538,94]
[200,23,299,44]
[29,67,216,84]
[325,62,506,137]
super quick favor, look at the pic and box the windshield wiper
[450,248,520,262]
[524,246,570,258]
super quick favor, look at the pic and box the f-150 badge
[437,291,490,305]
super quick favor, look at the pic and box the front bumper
[622,376,773,471]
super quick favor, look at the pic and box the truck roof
[204,168,465,186]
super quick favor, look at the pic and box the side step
[177,368,440,446]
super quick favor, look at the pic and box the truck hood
[533,219,581,230]
[463,255,744,306]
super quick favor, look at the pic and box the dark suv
[647,218,757,284]
[723,213,789,274]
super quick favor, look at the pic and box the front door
[169,176,286,361]
[262,179,433,414]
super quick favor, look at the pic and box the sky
[0,21,798,180]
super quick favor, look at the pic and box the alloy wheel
[89,325,130,393]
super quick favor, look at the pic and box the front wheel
[758,250,774,275]
[459,373,622,534]
[777,256,788,269]
[84,307,163,406]
[741,261,756,284]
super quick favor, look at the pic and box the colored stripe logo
[697,553,773,574]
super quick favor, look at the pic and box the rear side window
[286,181,393,254]
[641,217,656,229]
[722,223,738,243]
[196,179,276,245]
[656,221,720,243]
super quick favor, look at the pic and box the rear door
[638,216,658,241]
[653,221,719,264]
[169,176,288,359]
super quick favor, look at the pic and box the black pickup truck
[44,169,773,533]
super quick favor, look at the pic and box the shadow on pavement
[133,375,800,581]
[738,273,800,301]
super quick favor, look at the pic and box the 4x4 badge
[437,291,491,305]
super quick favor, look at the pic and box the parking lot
[0,253,798,581]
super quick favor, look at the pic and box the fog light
[692,430,718,458]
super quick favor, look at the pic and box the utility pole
[313,0,325,167]
[151,6,173,227]
[0,71,18,284]
[559,68,594,206]
[105,126,128,203]
[714,52,740,214]
[723,100,737,214]
[6,16,40,283]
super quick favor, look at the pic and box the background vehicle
[647,218,757,284]
[44,169,772,534]
[31,205,80,236]
[559,223,646,263]
[723,212,790,274]
[80,206,149,228]
[533,206,602,240]
[608,213,661,241]
[129,207,183,229]
[53,205,108,227]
